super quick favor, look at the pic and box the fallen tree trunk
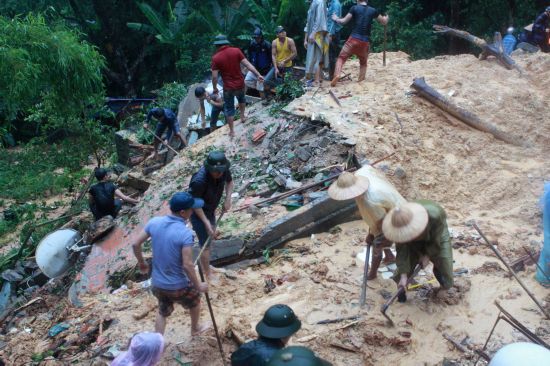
[433,25,522,73]
[410,77,523,146]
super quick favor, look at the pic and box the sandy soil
[2,51,549,365]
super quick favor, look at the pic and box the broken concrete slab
[86,216,115,243]
[295,147,312,162]
[117,172,151,191]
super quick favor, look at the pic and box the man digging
[328,168,404,279]
[131,192,210,336]
[144,107,187,159]
[382,200,454,302]
[189,151,234,282]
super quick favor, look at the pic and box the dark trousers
[329,32,341,80]
[90,199,122,221]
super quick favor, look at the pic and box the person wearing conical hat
[382,199,453,302]
[328,166,405,279]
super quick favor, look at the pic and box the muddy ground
[1,50,550,365]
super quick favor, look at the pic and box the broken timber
[410,77,523,146]
[433,25,522,73]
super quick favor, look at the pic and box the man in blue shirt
[132,192,210,335]
[502,27,517,55]
[327,0,342,79]
[245,28,272,101]
[144,107,187,159]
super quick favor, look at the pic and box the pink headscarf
[111,332,164,366]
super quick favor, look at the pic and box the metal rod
[473,223,550,319]
[197,265,226,365]
[359,243,371,307]
[383,24,387,66]
[381,264,421,325]
[329,90,342,107]
[143,125,180,155]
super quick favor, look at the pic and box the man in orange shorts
[330,0,388,86]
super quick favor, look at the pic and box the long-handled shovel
[380,264,421,326]
[193,211,227,365]
[359,243,371,307]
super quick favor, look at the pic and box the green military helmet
[204,151,230,173]
[267,346,332,366]
[256,304,301,339]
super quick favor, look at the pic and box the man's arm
[271,40,279,73]
[182,246,207,292]
[377,14,389,25]
[287,38,298,62]
[332,12,352,25]
[115,189,138,204]
[88,193,94,206]
[212,69,219,94]
[223,180,234,212]
[209,96,224,108]
[241,59,265,81]
[132,230,150,274]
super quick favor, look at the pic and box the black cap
[204,151,230,173]
[276,26,285,34]
[253,28,263,37]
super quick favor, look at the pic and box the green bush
[275,78,305,102]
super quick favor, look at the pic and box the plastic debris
[48,323,70,337]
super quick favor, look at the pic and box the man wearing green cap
[131,192,210,335]
[211,34,265,137]
[189,151,233,281]
[231,304,302,366]
[267,346,332,366]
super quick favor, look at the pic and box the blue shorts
[223,88,246,117]
[190,212,216,247]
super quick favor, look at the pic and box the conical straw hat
[328,172,370,201]
[382,202,429,243]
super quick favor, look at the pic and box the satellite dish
[489,342,550,366]
[36,229,82,278]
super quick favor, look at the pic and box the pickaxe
[380,264,421,326]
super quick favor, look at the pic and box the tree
[0,14,104,126]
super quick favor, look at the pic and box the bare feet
[367,270,378,280]
[330,76,339,87]
[191,322,212,336]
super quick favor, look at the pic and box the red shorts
[152,286,200,317]
[338,37,370,66]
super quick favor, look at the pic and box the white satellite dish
[35,229,82,278]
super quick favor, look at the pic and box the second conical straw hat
[382,202,429,243]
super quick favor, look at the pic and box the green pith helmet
[204,151,230,173]
[256,304,301,339]
[267,346,332,366]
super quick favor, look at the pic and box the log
[410,77,523,146]
[433,25,522,73]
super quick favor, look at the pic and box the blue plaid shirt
[502,34,517,55]
[327,0,342,35]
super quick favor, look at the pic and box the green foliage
[0,14,105,123]
[0,142,89,201]
[275,78,305,102]
[154,82,188,111]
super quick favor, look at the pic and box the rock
[1,269,23,282]
[318,136,332,148]
[285,177,302,190]
[274,174,287,187]
[117,172,151,191]
[295,147,312,162]
[394,166,406,179]
[114,130,135,166]
[86,216,116,243]
[0,282,13,314]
